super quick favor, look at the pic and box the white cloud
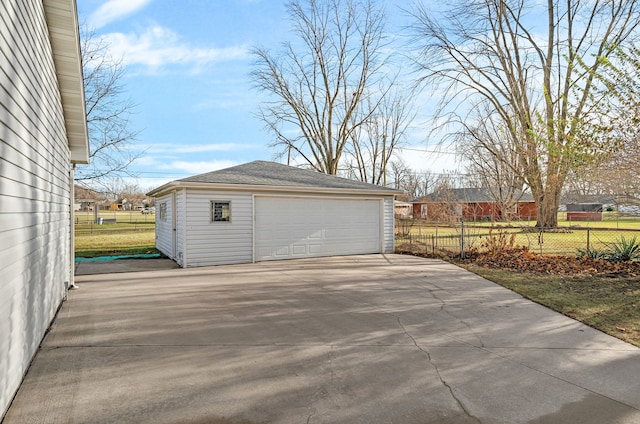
[121,176,175,193]
[103,26,249,71]
[158,160,240,175]
[156,143,259,154]
[193,97,253,111]
[395,147,462,174]
[88,0,152,29]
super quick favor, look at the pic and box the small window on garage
[211,201,231,222]
[159,202,167,221]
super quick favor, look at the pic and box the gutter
[147,181,403,198]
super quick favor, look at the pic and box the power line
[76,169,191,177]
[396,146,458,155]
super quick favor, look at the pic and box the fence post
[586,228,590,252]
[460,220,465,259]
[538,229,543,255]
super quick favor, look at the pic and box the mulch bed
[396,243,640,276]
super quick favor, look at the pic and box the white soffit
[43,0,89,164]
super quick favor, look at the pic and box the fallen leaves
[466,249,640,276]
[396,243,640,276]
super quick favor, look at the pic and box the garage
[147,161,399,267]
[255,196,381,261]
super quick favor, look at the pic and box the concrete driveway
[4,254,640,424]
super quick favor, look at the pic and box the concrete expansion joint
[477,345,640,413]
[395,317,483,424]
[328,348,337,389]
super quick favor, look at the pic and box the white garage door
[255,197,381,261]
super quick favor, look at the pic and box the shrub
[605,235,640,262]
[480,228,520,257]
[395,218,415,237]
[579,235,640,263]
[576,248,609,260]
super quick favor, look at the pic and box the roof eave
[44,0,89,164]
[147,181,402,198]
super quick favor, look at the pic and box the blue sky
[76,0,460,191]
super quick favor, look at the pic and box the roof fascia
[147,181,402,198]
[43,0,89,164]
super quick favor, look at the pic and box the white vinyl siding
[155,193,174,259]
[184,190,253,267]
[153,187,396,268]
[383,197,394,253]
[0,1,72,417]
[255,196,382,261]
[175,189,186,266]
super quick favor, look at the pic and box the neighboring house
[394,201,412,219]
[74,185,105,211]
[0,1,88,418]
[412,188,537,222]
[566,203,604,222]
[147,161,401,267]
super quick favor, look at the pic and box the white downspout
[69,165,78,290]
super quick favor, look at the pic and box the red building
[412,188,538,222]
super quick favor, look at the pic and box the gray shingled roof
[176,161,399,192]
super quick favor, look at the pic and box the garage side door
[255,197,381,261]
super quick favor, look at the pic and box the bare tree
[425,175,462,224]
[604,160,640,207]
[457,106,526,221]
[251,0,392,175]
[345,87,416,185]
[566,149,640,207]
[76,26,140,183]
[409,0,640,227]
[389,159,412,197]
[389,159,437,199]
[566,45,640,206]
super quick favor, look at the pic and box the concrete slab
[74,258,180,275]
[4,254,640,424]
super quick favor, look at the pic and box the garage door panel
[292,245,307,255]
[255,197,380,261]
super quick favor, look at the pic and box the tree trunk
[536,199,557,228]
[535,184,562,228]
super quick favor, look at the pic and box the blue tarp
[75,254,161,262]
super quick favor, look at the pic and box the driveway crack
[306,409,316,423]
[422,281,486,348]
[396,317,483,424]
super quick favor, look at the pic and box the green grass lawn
[75,229,157,257]
[75,210,156,225]
[398,214,640,257]
[75,214,157,257]
[460,264,640,347]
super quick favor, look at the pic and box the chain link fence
[395,219,640,258]
[74,210,155,236]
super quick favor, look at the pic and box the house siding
[0,1,72,417]
[517,202,538,221]
[175,189,186,266]
[152,186,397,267]
[383,197,394,253]
[184,190,253,267]
[155,193,174,259]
